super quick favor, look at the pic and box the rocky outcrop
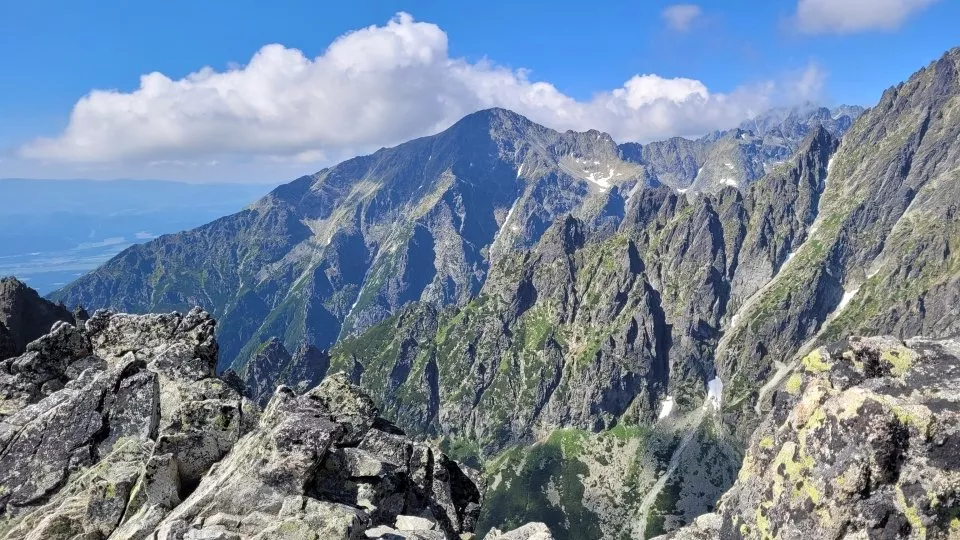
[0,307,244,538]
[0,276,74,360]
[148,373,483,540]
[484,523,555,539]
[657,336,960,539]
[0,304,484,540]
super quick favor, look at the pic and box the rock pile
[0,308,484,540]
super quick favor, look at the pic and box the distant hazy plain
[0,179,275,295]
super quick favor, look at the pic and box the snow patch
[658,396,675,420]
[517,164,524,178]
[707,377,723,411]
[495,199,521,242]
[724,162,735,170]
[837,287,859,312]
[678,188,689,194]
[585,169,614,190]
[785,251,796,263]
[807,157,835,237]
[348,296,361,315]
[721,178,739,187]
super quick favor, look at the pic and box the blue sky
[1,0,957,183]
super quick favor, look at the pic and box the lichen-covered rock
[658,336,960,539]
[0,300,484,540]
[0,307,246,539]
[0,320,92,416]
[149,375,482,539]
[483,522,554,539]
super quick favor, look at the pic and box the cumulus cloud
[795,0,940,34]
[662,4,703,32]
[22,12,823,167]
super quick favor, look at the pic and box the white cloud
[21,12,823,169]
[785,64,827,103]
[795,0,940,34]
[662,4,703,32]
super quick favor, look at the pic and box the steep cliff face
[0,276,74,359]
[0,305,484,540]
[657,336,960,540]
[716,48,960,442]
[241,338,330,406]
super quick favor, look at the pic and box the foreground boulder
[483,523,555,539]
[0,308,483,540]
[658,336,960,539]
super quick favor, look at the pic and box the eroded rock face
[155,374,483,540]
[0,307,483,540]
[0,307,247,539]
[0,276,75,360]
[657,337,960,540]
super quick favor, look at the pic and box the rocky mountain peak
[536,214,587,257]
[737,103,865,140]
[0,276,75,359]
[457,107,536,134]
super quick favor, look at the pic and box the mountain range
[44,47,960,539]
[51,103,863,374]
